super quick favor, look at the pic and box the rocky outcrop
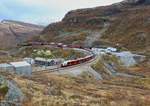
[122,0,150,5]
[0,76,24,106]
[42,0,150,51]
[43,0,150,32]
[43,6,121,32]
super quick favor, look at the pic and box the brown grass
[0,71,150,106]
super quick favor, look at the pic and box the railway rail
[20,42,96,74]
[32,55,97,75]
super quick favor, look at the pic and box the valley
[0,0,150,106]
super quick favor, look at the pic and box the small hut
[0,63,14,72]
[10,61,32,76]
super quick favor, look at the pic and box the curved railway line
[21,42,141,79]
[32,55,97,75]
[20,42,97,74]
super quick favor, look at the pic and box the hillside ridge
[41,0,150,52]
[0,20,44,49]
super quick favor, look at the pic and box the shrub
[0,82,9,97]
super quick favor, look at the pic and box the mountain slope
[0,20,44,49]
[42,0,150,52]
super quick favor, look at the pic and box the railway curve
[20,42,97,74]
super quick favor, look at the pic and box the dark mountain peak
[122,0,150,5]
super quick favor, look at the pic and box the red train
[19,41,95,67]
[61,55,94,67]
[68,45,83,49]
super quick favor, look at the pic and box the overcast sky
[0,0,122,25]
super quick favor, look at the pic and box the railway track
[19,41,97,75]
[32,55,97,75]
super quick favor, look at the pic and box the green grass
[0,81,9,97]
[13,46,85,60]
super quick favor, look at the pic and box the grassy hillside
[102,6,150,52]
[0,20,43,49]
[0,70,150,106]
[40,0,150,52]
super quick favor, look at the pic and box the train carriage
[61,54,94,67]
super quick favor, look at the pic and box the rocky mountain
[122,0,150,5]
[0,20,44,49]
[42,0,150,52]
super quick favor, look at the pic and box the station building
[0,61,32,76]
[10,61,32,76]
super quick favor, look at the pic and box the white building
[35,57,64,66]
[0,63,14,72]
[10,61,32,76]
[106,47,117,52]
[92,48,107,55]
[23,58,35,65]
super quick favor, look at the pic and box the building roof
[0,63,13,68]
[35,57,64,62]
[106,47,117,52]
[10,61,31,67]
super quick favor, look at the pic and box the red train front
[61,55,94,67]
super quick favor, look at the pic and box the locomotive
[61,54,95,67]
